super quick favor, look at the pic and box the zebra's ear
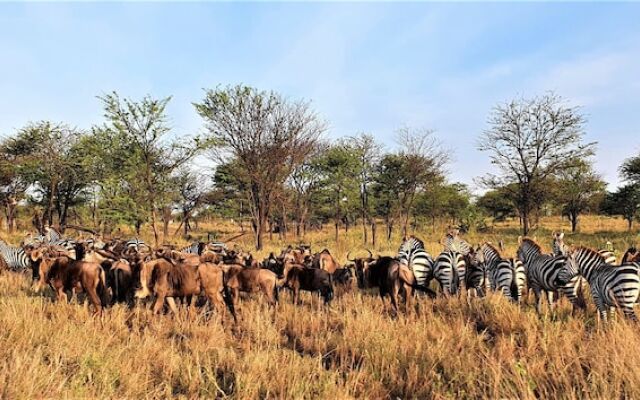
[559,232,564,239]
[517,236,522,244]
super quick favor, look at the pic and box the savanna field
[1,215,640,399]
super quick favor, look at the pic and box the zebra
[516,237,585,314]
[443,231,472,256]
[552,232,616,264]
[397,236,435,290]
[555,247,640,322]
[0,240,31,271]
[125,238,150,253]
[463,249,486,298]
[476,242,526,302]
[180,242,201,254]
[433,250,465,296]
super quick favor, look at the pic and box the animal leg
[167,297,180,315]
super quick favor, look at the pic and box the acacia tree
[601,185,640,230]
[0,145,28,232]
[99,92,202,245]
[478,93,596,234]
[315,143,360,243]
[350,133,381,244]
[1,121,92,231]
[195,85,325,249]
[288,143,325,238]
[553,159,606,232]
[621,153,640,184]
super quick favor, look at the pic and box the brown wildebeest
[107,259,134,304]
[134,258,235,320]
[279,245,310,265]
[310,249,340,274]
[622,247,640,263]
[34,256,108,315]
[222,264,279,309]
[280,261,334,305]
[353,256,415,314]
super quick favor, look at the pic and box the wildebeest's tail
[413,284,437,298]
[221,270,237,322]
[98,266,109,307]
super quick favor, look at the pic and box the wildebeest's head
[348,250,375,289]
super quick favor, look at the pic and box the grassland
[1,215,640,399]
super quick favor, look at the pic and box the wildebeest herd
[2,227,640,324]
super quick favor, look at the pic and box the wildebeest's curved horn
[366,249,373,258]
[346,251,355,262]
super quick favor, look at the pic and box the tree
[349,133,381,244]
[476,187,517,222]
[288,143,325,238]
[314,143,360,242]
[195,85,325,250]
[2,121,92,231]
[553,159,606,232]
[601,185,640,230]
[0,149,28,232]
[98,92,202,245]
[172,167,208,237]
[620,153,640,184]
[478,93,595,234]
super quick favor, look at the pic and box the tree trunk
[162,207,171,238]
[335,221,339,243]
[522,209,530,235]
[371,220,376,246]
[628,217,633,231]
[150,208,160,246]
[570,212,579,233]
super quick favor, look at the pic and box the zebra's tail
[450,265,460,296]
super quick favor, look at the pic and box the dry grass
[1,215,640,399]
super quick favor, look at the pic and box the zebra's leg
[546,291,555,314]
[533,287,542,315]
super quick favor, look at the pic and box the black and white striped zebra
[552,232,616,264]
[443,231,472,256]
[433,250,465,296]
[180,242,201,254]
[125,238,150,253]
[397,236,434,290]
[476,243,525,302]
[0,240,31,271]
[517,237,585,314]
[464,249,486,298]
[555,247,640,322]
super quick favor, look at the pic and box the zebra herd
[396,232,640,322]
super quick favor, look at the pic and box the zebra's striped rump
[397,236,434,290]
[433,250,464,296]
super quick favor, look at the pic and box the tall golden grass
[1,215,639,398]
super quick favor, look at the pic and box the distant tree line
[0,86,637,248]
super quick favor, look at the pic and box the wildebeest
[107,259,134,304]
[222,264,280,309]
[354,256,415,314]
[280,261,334,305]
[310,249,340,274]
[34,255,108,315]
[134,258,235,320]
[622,247,640,263]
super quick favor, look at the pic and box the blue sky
[1,2,639,191]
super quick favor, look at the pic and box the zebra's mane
[573,246,607,264]
[520,238,542,253]
[482,242,502,258]
[400,235,425,250]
